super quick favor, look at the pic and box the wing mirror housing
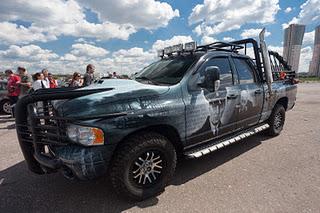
[198,66,220,92]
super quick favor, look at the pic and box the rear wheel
[267,104,286,136]
[1,100,11,114]
[110,132,176,201]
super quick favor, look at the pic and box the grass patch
[298,76,320,83]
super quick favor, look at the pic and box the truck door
[231,57,264,129]
[185,56,239,146]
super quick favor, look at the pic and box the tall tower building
[283,24,306,72]
[309,26,320,77]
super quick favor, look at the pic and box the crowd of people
[4,64,98,117]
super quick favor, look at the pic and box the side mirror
[198,66,220,92]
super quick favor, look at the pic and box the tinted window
[135,55,197,85]
[233,58,254,84]
[201,57,233,90]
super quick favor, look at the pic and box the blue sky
[0,0,319,74]
[39,0,315,54]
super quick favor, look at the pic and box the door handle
[255,89,262,95]
[227,94,238,99]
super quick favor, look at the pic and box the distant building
[309,26,320,77]
[283,24,306,72]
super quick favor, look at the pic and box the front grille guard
[15,87,113,174]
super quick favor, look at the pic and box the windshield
[135,55,197,85]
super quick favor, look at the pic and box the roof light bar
[158,41,197,57]
[185,41,197,51]
[164,46,173,55]
[171,44,183,53]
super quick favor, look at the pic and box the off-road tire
[110,132,177,201]
[266,104,286,136]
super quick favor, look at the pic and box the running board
[184,124,270,158]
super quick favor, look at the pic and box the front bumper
[49,144,115,180]
[15,87,116,180]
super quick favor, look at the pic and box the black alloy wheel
[110,132,176,201]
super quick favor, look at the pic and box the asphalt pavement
[0,83,320,213]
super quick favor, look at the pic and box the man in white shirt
[41,69,50,88]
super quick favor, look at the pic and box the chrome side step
[185,124,270,158]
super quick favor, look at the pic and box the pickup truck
[15,30,297,200]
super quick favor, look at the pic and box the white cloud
[223,37,234,42]
[70,43,109,58]
[298,46,313,73]
[0,43,159,76]
[0,0,178,44]
[72,21,136,41]
[0,44,62,73]
[152,36,194,50]
[200,36,217,45]
[241,28,271,39]
[303,31,315,46]
[0,22,55,45]
[61,53,78,61]
[189,0,280,36]
[0,44,58,61]
[77,0,179,30]
[284,0,320,28]
[111,47,156,73]
[284,7,292,13]
[0,33,200,75]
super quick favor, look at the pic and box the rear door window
[233,58,255,84]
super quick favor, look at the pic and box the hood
[59,79,170,117]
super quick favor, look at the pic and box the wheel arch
[275,97,288,110]
[114,124,184,155]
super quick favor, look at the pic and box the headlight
[67,124,104,146]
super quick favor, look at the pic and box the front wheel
[110,132,177,201]
[267,104,286,136]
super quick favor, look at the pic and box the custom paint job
[15,51,297,180]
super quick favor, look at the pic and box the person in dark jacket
[17,67,32,97]
[83,64,95,86]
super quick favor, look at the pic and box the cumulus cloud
[0,22,56,45]
[111,47,156,73]
[189,0,280,36]
[0,44,62,73]
[0,44,58,61]
[70,43,109,58]
[0,0,178,44]
[283,0,320,28]
[200,36,217,45]
[77,0,179,30]
[0,44,158,75]
[240,28,271,39]
[0,34,200,75]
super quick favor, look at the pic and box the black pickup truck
[15,30,297,200]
